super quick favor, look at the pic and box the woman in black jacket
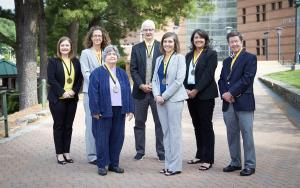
[184,29,218,170]
[47,36,83,165]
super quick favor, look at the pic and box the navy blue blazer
[130,40,162,99]
[88,66,134,118]
[218,49,257,112]
[47,57,83,103]
[184,48,219,100]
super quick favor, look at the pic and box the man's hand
[93,114,102,120]
[188,89,198,99]
[140,84,152,93]
[222,92,234,103]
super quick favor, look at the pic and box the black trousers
[187,97,215,164]
[49,98,78,154]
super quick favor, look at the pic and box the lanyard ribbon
[230,48,242,70]
[163,52,175,78]
[93,50,102,65]
[192,48,204,66]
[104,64,117,85]
[144,41,154,58]
[61,58,72,77]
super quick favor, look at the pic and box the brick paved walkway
[0,62,299,188]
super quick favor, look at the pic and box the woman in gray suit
[152,32,188,176]
[80,26,110,164]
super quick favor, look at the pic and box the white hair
[141,19,155,30]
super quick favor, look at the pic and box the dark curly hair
[83,25,111,49]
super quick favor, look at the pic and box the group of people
[47,19,257,177]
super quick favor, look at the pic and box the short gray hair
[103,45,120,61]
[141,19,155,30]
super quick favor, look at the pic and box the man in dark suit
[218,31,257,176]
[130,20,164,161]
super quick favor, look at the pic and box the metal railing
[0,79,47,138]
[0,90,8,137]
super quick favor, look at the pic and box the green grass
[265,70,300,89]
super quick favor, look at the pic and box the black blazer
[47,57,83,103]
[184,48,219,100]
[130,40,162,99]
[218,49,257,111]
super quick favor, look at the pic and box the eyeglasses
[92,35,102,38]
[143,28,154,32]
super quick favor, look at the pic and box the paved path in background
[0,62,299,188]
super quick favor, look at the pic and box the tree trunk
[38,0,48,80]
[68,21,79,57]
[15,0,39,110]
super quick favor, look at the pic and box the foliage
[266,70,300,89]
[0,18,16,49]
[44,0,214,56]
[117,59,127,70]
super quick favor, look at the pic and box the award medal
[67,77,73,84]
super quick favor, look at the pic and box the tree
[38,0,48,80]
[14,0,39,109]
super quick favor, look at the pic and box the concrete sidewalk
[0,62,299,188]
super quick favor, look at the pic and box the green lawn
[265,70,300,89]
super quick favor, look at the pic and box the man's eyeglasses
[143,29,154,32]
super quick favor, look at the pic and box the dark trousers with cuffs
[49,98,78,154]
[133,93,164,156]
[92,106,125,168]
[187,97,215,164]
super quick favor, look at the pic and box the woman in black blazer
[184,29,218,170]
[47,36,83,165]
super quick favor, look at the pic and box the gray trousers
[223,104,256,169]
[134,93,164,156]
[157,101,183,172]
[83,93,97,162]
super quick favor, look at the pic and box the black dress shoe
[63,155,74,163]
[108,166,124,173]
[56,155,67,165]
[240,168,255,176]
[98,168,107,176]
[89,160,97,165]
[223,165,242,172]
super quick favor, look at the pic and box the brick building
[237,0,296,62]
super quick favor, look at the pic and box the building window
[243,8,246,14]
[262,47,266,55]
[256,14,260,22]
[256,39,260,46]
[262,4,266,12]
[289,0,294,7]
[242,16,246,24]
[256,5,260,12]
[256,47,260,56]
[272,2,276,10]
[262,13,266,21]
[242,8,246,24]
[262,39,266,46]
[243,41,246,48]
[278,1,282,9]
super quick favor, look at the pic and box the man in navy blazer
[130,20,164,161]
[218,31,257,176]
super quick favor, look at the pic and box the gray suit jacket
[79,48,103,93]
[152,53,188,102]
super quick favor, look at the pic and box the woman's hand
[126,113,134,121]
[62,92,71,98]
[155,96,165,105]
